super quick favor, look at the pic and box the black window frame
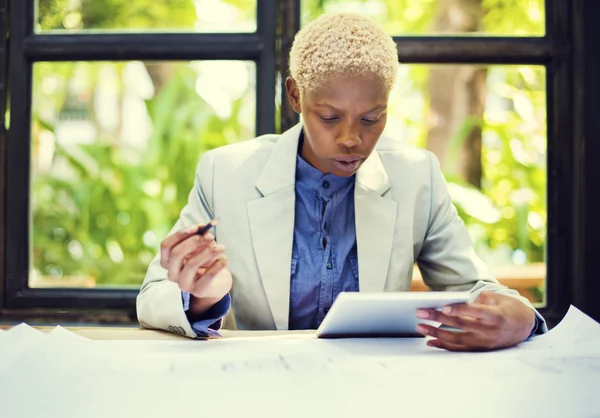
[1,0,598,326]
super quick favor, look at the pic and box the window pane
[31,60,256,288]
[36,0,256,33]
[385,64,546,306]
[302,0,544,36]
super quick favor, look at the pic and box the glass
[36,0,257,33]
[302,0,545,36]
[385,64,546,305]
[30,60,256,288]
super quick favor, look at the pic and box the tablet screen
[316,291,471,338]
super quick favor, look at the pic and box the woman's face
[286,76,389,177]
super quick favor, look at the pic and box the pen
[196,218,218,236]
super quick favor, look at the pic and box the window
[1,0,590,326]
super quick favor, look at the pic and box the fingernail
[185,224,199,234]
[221,255,228,262]
[442,306,452,314]
[205,233,215,241]
[416,325,428,335]
[216,244,226,251]
[416,309,429,319]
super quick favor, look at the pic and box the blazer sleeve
[136,151,218,338]
[416,152,547,333]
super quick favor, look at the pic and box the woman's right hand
[159,223,231,313]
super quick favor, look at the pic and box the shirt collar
[295,131,355,196]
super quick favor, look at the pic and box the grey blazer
[137,123,546,337]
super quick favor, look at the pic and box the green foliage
[32,63,252,285]
[477,66,547,264]
[302,0,439,33]
[37,0,196,31]
[302,0,543,35]
[482,0,544,35]
[451,66,546,267]
[36,0,257,32]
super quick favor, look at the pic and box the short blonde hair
[289,13,398,95]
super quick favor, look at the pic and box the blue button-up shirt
[289,155,358,329]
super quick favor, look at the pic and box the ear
[285,77,302,114]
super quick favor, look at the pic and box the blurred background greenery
[31,0,546,302]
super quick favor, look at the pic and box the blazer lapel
[246,123,302,330]
[355,150,397,292]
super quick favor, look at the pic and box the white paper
[0,306,599,418]
[513,305,600,356]
[0,323,50,374]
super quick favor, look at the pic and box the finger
[440,303,501,325]
[167,236,216,283]
[189,255,228,297]
[416,324,474,346]
[160,224,215,268]
[172,233,217,263]
[416,309,485,332]
[160,224,200,268]
[201,255,228,281]
[178,246,225,292]
[179,266,208,288]
[426,339,473,352]
[417,324,496,351]
[182,242,224,266]
[166,232,216,271]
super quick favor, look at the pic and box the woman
[137,13,545,351]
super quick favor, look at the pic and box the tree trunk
[143,62,176,96]
[426,0,486,188]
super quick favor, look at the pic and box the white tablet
[315,291,471,338]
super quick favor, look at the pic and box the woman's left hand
[415,291,537,351]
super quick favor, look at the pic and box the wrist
[189,295,223,317]
[189,268,232,316]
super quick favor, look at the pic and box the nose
[336,123,361,149]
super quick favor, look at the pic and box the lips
[333,155,362,163]
[331,156,363,174]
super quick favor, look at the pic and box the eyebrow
[316,104,387,113]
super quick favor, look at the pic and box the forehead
[303,76,389,109]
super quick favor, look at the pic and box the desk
[1,325,313,340]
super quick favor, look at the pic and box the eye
[361,118,378,125]
[319,115,339,123]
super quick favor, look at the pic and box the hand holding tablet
[316,291,471,338]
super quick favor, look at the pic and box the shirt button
[326,263,333,270]
[322,180,330,189]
